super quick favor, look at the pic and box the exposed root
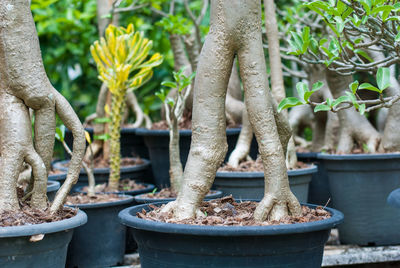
[254,190,301,222]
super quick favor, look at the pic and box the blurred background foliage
[30,0,210,122]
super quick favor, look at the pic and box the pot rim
[119,201,343,236]
[53,158,151,174]
[66,194,134,209]
[48,172,67,181]
[47,180,60,192]
[317,152,400,160]
[0,209,87,238]
[135,127,241,137]
[215,165,317,178]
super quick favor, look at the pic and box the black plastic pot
[136,128,243,188]
[48,171,67,183]
[387,188,400,209]
[134,190,223,204]
[75,182,155,253]
[0,210,87,268]
[66,195,134,268]
[47,180,60,201]
[213,166,316,203]
[64,127,149,159]
[53,158,151,189]
[297,152,331,206]
[119,201,343,268]
[317,153,400,245]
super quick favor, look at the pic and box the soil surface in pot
[0,188,77,227]
[138,196,330,226]
[66,193,127,205]
[61,156,144,169]
[151,111,239,130]
[81,179,147,193]
[139,188,217,199]
[218,158,309,172]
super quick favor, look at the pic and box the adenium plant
[90,23,163,191]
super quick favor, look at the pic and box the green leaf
[94,133,111,141]
[349,80,359,94]
[376,67,390,91]
[312,81,324,91]
[93,117,111,124]
[395,32,400,42]
[358,103,366,115]
[55,125,66,142]
[354,49,373,62]
[278,97,304,112]
[332,95,351,107]
[359,82,382,93]
[296,82,308,102]
[314,104,332,112]
[161,81,177,88]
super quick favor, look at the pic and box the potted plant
[119,1,343,267]
[279,0,400,246]
[60,23,162,267]
[0,1,87,267]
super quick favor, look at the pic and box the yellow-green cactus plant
[90,24,163,191]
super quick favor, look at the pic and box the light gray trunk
[162,0,300,222]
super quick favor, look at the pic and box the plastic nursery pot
[119,201,343,268]
[53,158,151,190]
[135,128,242,188]
[387,188,400,209]
[64,127,149,159]
[213,165,317,203]
[297,152,332,206]
[66,195,134,268]
[0,210,87,268]
[46,180,60,202]
[317,153,400,246]
[48,171,67,183]
[75,182,155,254]
[134,190,223,204]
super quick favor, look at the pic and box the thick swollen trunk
[0,0,85,214]
[308,66,339,152]
[264,0,297,169]
[162,0,300,221]
[326,71,380,153]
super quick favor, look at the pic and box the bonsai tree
[155,68,195,193]
[0,0,85,214]
[90,23,163,191]
[278,0,400,153]
[161,0,300,222]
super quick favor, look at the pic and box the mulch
[0,188,76,227]
[66,193,127,205]
[218,158,309,172]
[138,196,331,226]
[81,178,147,193]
